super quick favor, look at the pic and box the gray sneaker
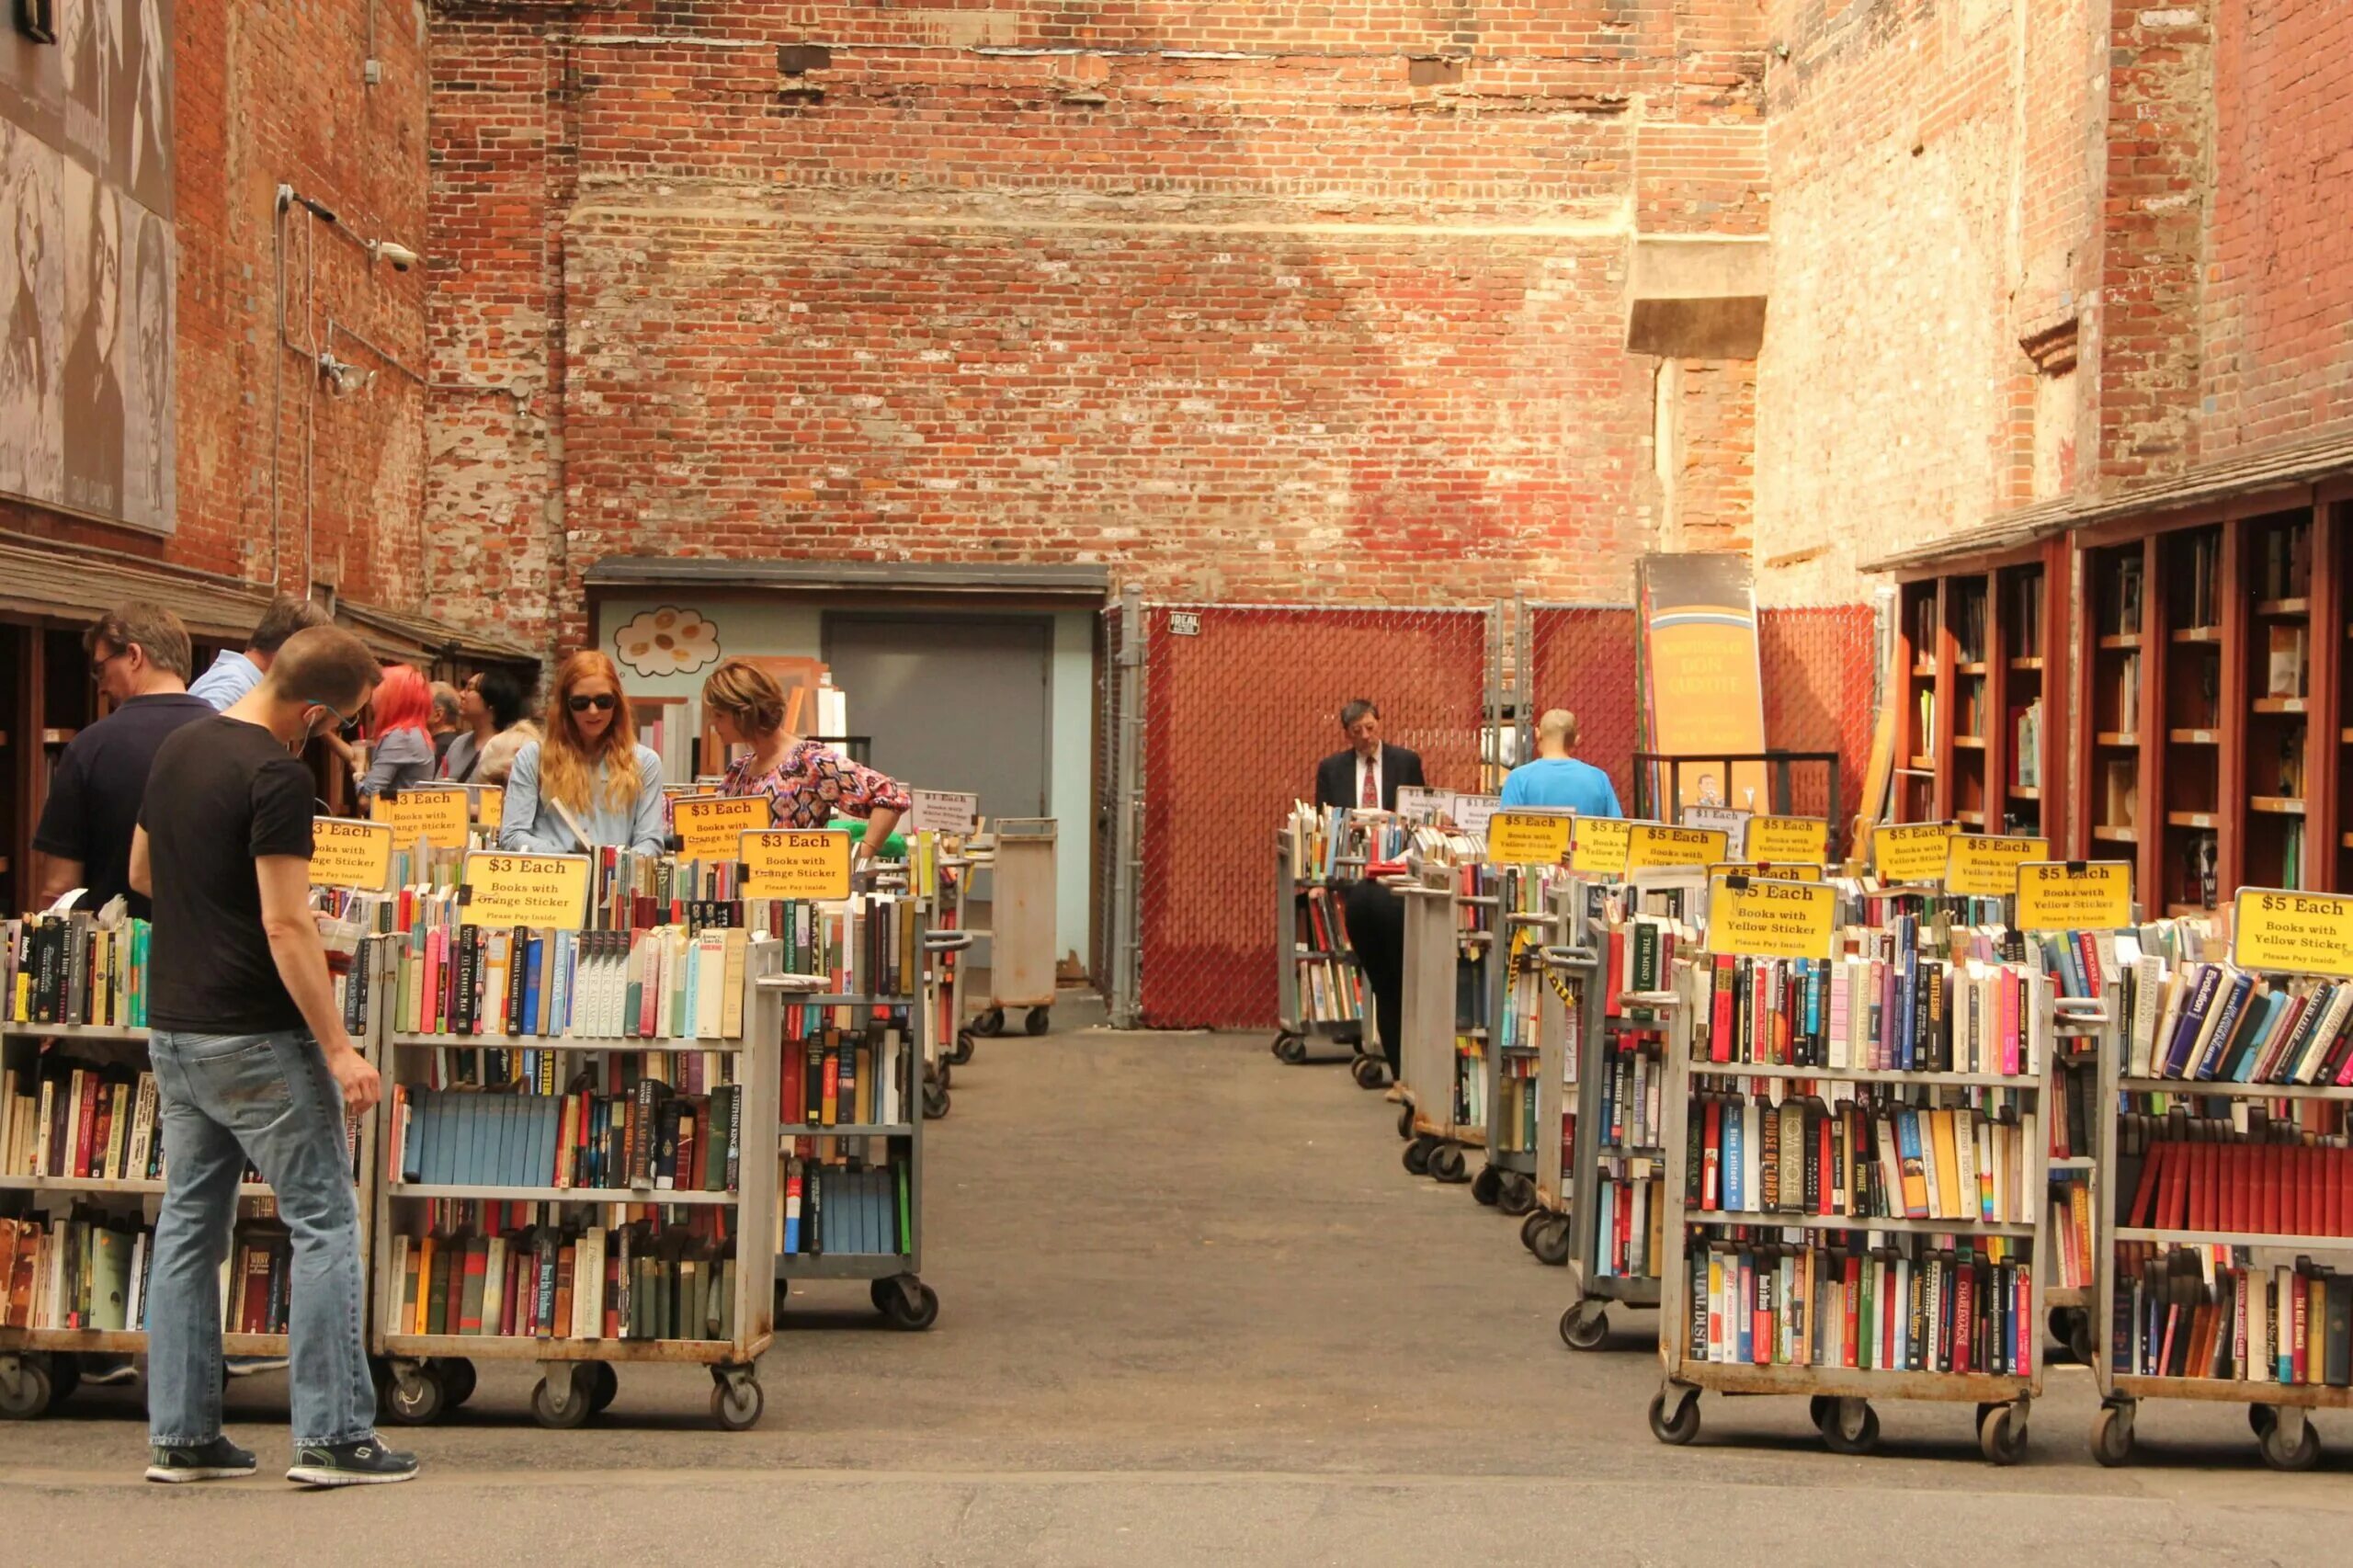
[146,1435,258,1483]
[286,1437,419,1488]
[223,1356,290,1379]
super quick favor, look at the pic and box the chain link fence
[1100,595,1880,1030]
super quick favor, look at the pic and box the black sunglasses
[568,693,618,712]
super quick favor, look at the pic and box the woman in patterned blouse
[703,658,909,859]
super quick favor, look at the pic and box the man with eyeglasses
[33,601,210,918]
[128,626,419,1488]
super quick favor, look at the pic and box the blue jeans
[145,1029,376,1449]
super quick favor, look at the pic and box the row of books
[1450,1034,1488,1129]
[2115,1248,2348,1387]
[1595,1041,1664,1153]
[1695,947,2050,1077]
[1297,957,1365,1026]
[0,1062,186,1185]
[4,907,148,1029]
[1683,1234,2035,1377]
[1282,802,1407,885]
[781,1156,907,1257]
[2123,960,2353,1085]
[1593,1165,1665,1279]
[1293,885,1352,959]
[0,1215,291,1336]
[2011,699,2042,790]
[2179,528,2223,630]
[388,1083,745,1194]
[391,922,754,1042]
[2256,519,2313,603]
[781,1029,909,1131]
[2122,1138,2353,1238]
[1491,1052,1539,1154]
[2047,1054,2097,1157]
[2049,1179,2094,1290]
[1686,1092,2040,1226]
[387,1224,738,1343]
[1602,914,1686,1004]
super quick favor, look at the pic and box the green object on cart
[832,817,906,859]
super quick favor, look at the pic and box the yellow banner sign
[309,817,393,890]
[2016,861,2132,932]
[1945,834,2050,898]
[1626,823,1729,871]
[371,787,472,851]
[2233,889,2353,979]
[1570,817,1631,877]
[473,786,504,827]
[1709,860,1823,883]
[1747,815,1829,865]
[1707,877,1840,961]
[1485,811,1573,866]
[672,794,771,860]
[742,829,854,901]
[1872,822,1954,883]
[460,851,592,928]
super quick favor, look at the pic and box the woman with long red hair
[497,650,665,854]
[354,663,437,804]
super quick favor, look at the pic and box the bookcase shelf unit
[1525,881,1600,1267]
[1397,867,1493,1185]
[1553,930,1675,1353]
[1893,539,2069,846]
[368,935,782,1433]
[932,848,977,1079]
[2086,974,2353,1471]
[1270,834,1372,1074]
[2071,501,2345,906]
[1648,962,2052,1464]
[0,934,395,1419]
[2037,993,2116,1366]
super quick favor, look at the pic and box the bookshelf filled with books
[369,908,785,1432]
[1647,935,2056,1464]
[1273,808,1372,1075]
[1893,541,2069,846]
[1399,856,1496,1186]
[2087,924,2353,1471]
[1480,864,1575,1217]
[1526,875,1600,1268]
[0,915,392,1418]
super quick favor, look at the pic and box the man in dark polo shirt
[128,625,417,1489]
[33,601,211,916]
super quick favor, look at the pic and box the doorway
[821,613,1053,822]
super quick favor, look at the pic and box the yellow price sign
[742,829,854,900]
[460,851,592,928]
[1945,833,2050,898]
[2233,889,2353,979]
[309,817,393,890]
[1747,815,1829,864]
[473,786,504,826]
[2016,861,2132,931]
[1707,877,1840,961]
[1485,811,1573,866]
[1872,821,1954,883]
[371,787,472,851]
[1626,823,1729,871]
[1709,860,1823,883]
[1570,817,1631,876]
[672,794,771,860]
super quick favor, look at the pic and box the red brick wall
[6,2,429,605]
[426,3,1772,650]
[2202,0,2353,457]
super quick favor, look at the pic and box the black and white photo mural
[0,0,174,531]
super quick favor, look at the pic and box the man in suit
[1313,699,1425,812]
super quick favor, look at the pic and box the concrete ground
[3,1025,2346,1565]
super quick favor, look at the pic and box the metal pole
[1108,585,1145,1028]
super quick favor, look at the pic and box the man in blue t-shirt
[1499,709,1622,816]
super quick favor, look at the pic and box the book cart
[961,818,1058,1039]
[1272,830,1379,1080]
[766,903,940,1335]
[2086,893,2353,1471]
[1475,863,1564,1215]
[1525,875,1599,1267]
[874,854,955,1122]
[1647,892,2054,1466]
[931,841,977,1073]
[369,877,784,1432]
[1398,860,1496,1185]
[0,932,395,1420]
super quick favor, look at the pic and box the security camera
[373,240,420,272]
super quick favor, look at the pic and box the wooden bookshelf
[1893,541,2066,843]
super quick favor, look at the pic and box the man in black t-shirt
[32,601,210,917]
[128,626,418,1489]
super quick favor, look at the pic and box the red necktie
[1361,756,1377,807]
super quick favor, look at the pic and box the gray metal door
[821,613,1052,820]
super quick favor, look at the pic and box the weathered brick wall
[1751,0,2107,605]
[2202,0,2353,457]
[426,3,1772,651]
[6,1,429,605]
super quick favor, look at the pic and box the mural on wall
[0,0,175,531]
[614,606,722,677]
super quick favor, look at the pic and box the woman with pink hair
[355,664,437,804]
